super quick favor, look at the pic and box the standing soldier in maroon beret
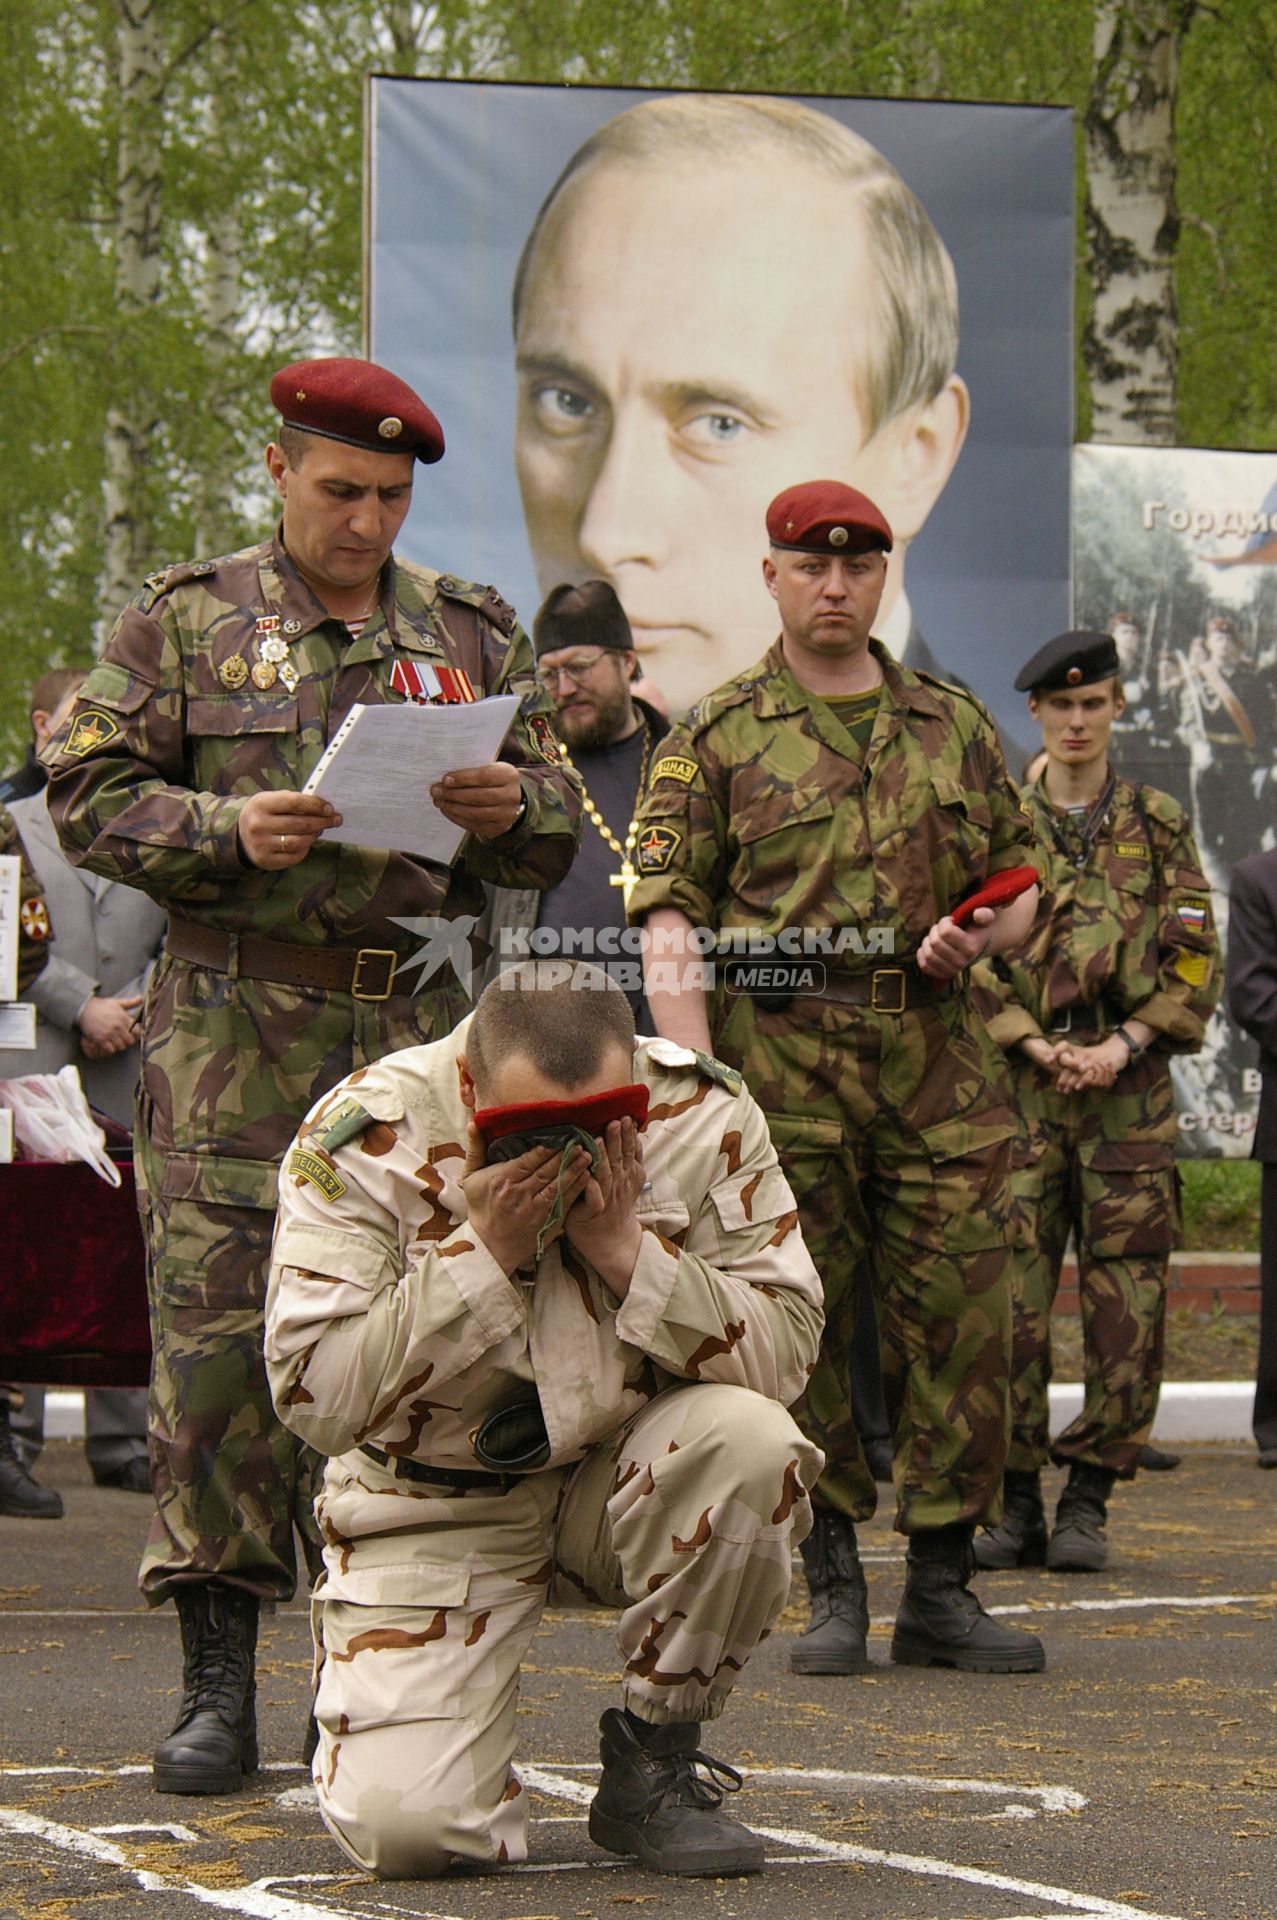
[45,357,581,1795]
[629,479,1046,1678]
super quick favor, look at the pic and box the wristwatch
[1114,1024,1146,1061]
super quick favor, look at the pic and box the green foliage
[2,0,1275,778]
[1178,1155,1262,1250]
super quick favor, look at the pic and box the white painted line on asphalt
[91,1821,199,1840]
[528,1759,1085,1815]
[0,1806,466,1919]
[521,1766,1182,1918]
[864,1590,1271,1627]
[0,1758,1189,1920]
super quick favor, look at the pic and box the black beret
[270,356,445,464]
[533,580,633,658]
[1015,631,1120,694]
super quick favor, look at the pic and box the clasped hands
[461,1117,646,1296]
[1020,1033,1128,1092]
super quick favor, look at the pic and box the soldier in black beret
[973,630,1219,1575]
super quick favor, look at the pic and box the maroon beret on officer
[270,356,445,464]
[766,480,893,556]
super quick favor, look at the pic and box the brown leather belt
[792,966,945,1014]
[359,1443,522,1493]
[165,917,403,1002]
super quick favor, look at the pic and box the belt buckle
[870,967,906,1014]
[1049,1007,1073,1034]
[352,948,397,1002]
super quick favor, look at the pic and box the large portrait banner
[366,79,1074,751]
[1074,442,1277,1156]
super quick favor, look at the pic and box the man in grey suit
[1225,849,1277,1469]
[1,673,166,1493]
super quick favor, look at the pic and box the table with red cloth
[0,1158,149,1387]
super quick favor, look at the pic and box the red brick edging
[1053,1252,1260,1317]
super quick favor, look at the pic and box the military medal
[259,634,288,667]
[220,654,249,691]
[279,660,300,693]
[557,726,653,908]
[251,660,277,691]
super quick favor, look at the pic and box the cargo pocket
[154,1152,282,1313]
[1078,1139,1176,1259]
[917,1108,1018,1253]
[314,1560,473,1730]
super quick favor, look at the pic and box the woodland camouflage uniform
[45,533,580,1604]
[628,639,1033,1533]
[974,773,1220,1474]
[264,1022,823,1877]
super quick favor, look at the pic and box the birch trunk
[193,35,241,559]
[1084,0,1193,444]
[100,0,163,636]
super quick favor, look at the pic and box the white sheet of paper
[304,697,521,862]
[0,856,19,1002]
[0,1108,11,1162]
[0,1003,37,1049]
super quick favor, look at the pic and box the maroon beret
[270,357,445,464]
[766,480,893,555]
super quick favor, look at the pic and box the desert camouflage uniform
[975,774,1220,1476]
[627,640,1032,1532]
[264,1023,823,1877]
[1,803,54,995]
[45,533,580,1604]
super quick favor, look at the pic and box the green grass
[1178,1157,1262,1252]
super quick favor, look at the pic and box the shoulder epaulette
[643,1036,744,1094]
[309,1097,379,1154]
[913,667,998,729]
[428,571,518,638]
[133,553,237,615]
[692,1049,743,1095]
[1134,783,1189,834]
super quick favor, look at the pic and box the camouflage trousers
[135,952,469,1606]
[714,988,1016,1533]
[310,1383,819,1878]
[1004,1054,1179,1479]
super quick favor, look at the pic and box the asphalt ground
[2,1441,1275,1920]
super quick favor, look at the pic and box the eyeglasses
[534,649,611,693]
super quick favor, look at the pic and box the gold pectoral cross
[609,861,639,907]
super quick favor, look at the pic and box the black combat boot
[588,1708,766,1876]
[972,1470,1047,1570]
[1046,1462,1117,1572]
[790,1507,870,1674]
[0,1400,62,1519]
[153,1584,259,1794]
[891,1522,1046,1672]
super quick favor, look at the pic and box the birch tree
[1083,0,1195,445]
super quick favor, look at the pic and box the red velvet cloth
[0,1160,150,1386]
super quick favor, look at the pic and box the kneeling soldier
[265,961,823,1879]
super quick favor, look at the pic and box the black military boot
[0,1400,62,1519]
[153,1584,259,1794]
[1046,1462,1117,1572]
[790,1507,870,1674]
[588,1707,766,1876]
[972,1470,1047,1570]
[891,1522,1046,1672]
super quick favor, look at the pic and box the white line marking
[528,1762,1084,1813]
[91,1821,199,1840]
[521,1766,1185,1920]
[0,1805,466,1919]
[866,1590,1270,1627]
